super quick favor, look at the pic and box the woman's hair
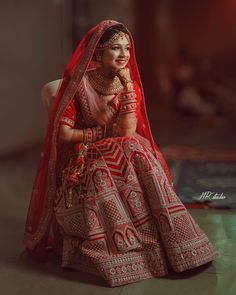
[97,24,129,46]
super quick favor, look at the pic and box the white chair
[41,79,62,113]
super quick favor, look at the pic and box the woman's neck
[96,67,116,79]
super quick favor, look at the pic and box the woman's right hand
[115,67,134,92]
[115,67,132,86]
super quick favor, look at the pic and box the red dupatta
[24,20,174,255]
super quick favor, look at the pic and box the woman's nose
[119,48,126,57]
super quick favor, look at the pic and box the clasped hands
[111,67,137,137]
[76,67,137,143]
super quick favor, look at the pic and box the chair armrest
[41,79,62,113]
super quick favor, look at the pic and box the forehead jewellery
[97,32,130,50]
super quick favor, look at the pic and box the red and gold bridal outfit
[24,20,218,287]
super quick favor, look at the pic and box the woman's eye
[112,47,119,50]
[126,47,130,51]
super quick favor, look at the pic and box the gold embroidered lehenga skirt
[54,134,218,287]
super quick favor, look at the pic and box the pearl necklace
[88,69,124,95]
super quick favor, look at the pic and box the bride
[24,20,218,287]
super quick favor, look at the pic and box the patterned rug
[162,145,236,209]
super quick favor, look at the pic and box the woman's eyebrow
[111,43,130,46]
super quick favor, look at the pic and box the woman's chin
[117,60,129,66]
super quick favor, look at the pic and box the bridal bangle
[83,128,93,143]
[95,125,105,140]
[120,91,136,100]
[120,90,137,115]
[120,101,137,115]
[83,125,107,143]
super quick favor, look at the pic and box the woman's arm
[58,124,106,144]
[58,125,84,143]
[116,78,138,136]
[116,113,137,137]
[58,94,107,144]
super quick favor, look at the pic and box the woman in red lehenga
[24,20,218,287]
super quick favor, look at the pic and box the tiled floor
[1,110,235,295]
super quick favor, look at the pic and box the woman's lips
[116,60,127,64]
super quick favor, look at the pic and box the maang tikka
[96,32,130,50]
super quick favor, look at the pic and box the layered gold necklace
[88,69,123,95]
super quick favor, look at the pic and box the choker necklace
[88,69,123,95]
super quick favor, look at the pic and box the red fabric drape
[24,20,174,256]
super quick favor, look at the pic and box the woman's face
[99,33,130,72]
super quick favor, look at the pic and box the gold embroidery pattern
[54,135,218,286]
[76,81,98,127]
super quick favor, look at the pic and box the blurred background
[1,1,236,294]
[1,0,236,155]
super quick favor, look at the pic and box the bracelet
[83,125,107,143]
[120,100,137,115]
[83,128,93,143]
[95,125,103,140]
[120,91,136,100]
[121,98,137,107]
[121,77,133,86]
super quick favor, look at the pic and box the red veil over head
[24,20,174,254]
